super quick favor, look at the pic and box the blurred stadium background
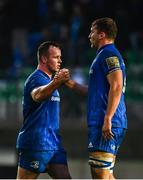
[0,0,143,178]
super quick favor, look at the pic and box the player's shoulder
[99,46,121,63]
[23,71,40,90]
[24,70,38,84]
[102,47,117,56]
[98,50,115,64]
[102,47,125,70]
[26,69,50,84]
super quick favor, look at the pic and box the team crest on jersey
[110,144,116,151]
[106,56,120,69]
[30,161,39,169]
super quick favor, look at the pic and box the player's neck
[37,64,52,78]
[98,39,114,50]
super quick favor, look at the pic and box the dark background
[0,0,143,178]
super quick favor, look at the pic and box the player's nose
[58,58,62,63]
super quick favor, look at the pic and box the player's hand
[53,68,70,84]
[65,79,75,89]
[102,116,114,140]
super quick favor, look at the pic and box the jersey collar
[36,69,51,79]
[96,43,115,55]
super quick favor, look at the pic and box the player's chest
[89,58,100,77]
[50,90,60,102]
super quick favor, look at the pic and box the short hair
[92,17,118,40]
[37,41,61,62]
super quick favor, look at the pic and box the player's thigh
[46,150,71,179]
[89,151,116,179]
[88,127,126,155]
[16,166,39,179]
[47,164,71,179]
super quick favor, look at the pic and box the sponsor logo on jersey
[30,161,39,169]
[51,96,60,102]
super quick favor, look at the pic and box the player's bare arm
[65,79,88,95]
[102,69,123,140]
[31,68,70,102]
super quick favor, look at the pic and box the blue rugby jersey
[16,69,62,150]
[87,44,127,128]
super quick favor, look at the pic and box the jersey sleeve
[27,74,51,94]
[100,51,121,75]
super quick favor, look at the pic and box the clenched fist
[53,68,70,85]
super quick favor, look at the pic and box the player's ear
[99,32,105,39]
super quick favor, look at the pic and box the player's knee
[88,155,115,172]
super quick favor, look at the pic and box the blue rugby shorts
[17,149,68,173]
[88,127,126,155]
